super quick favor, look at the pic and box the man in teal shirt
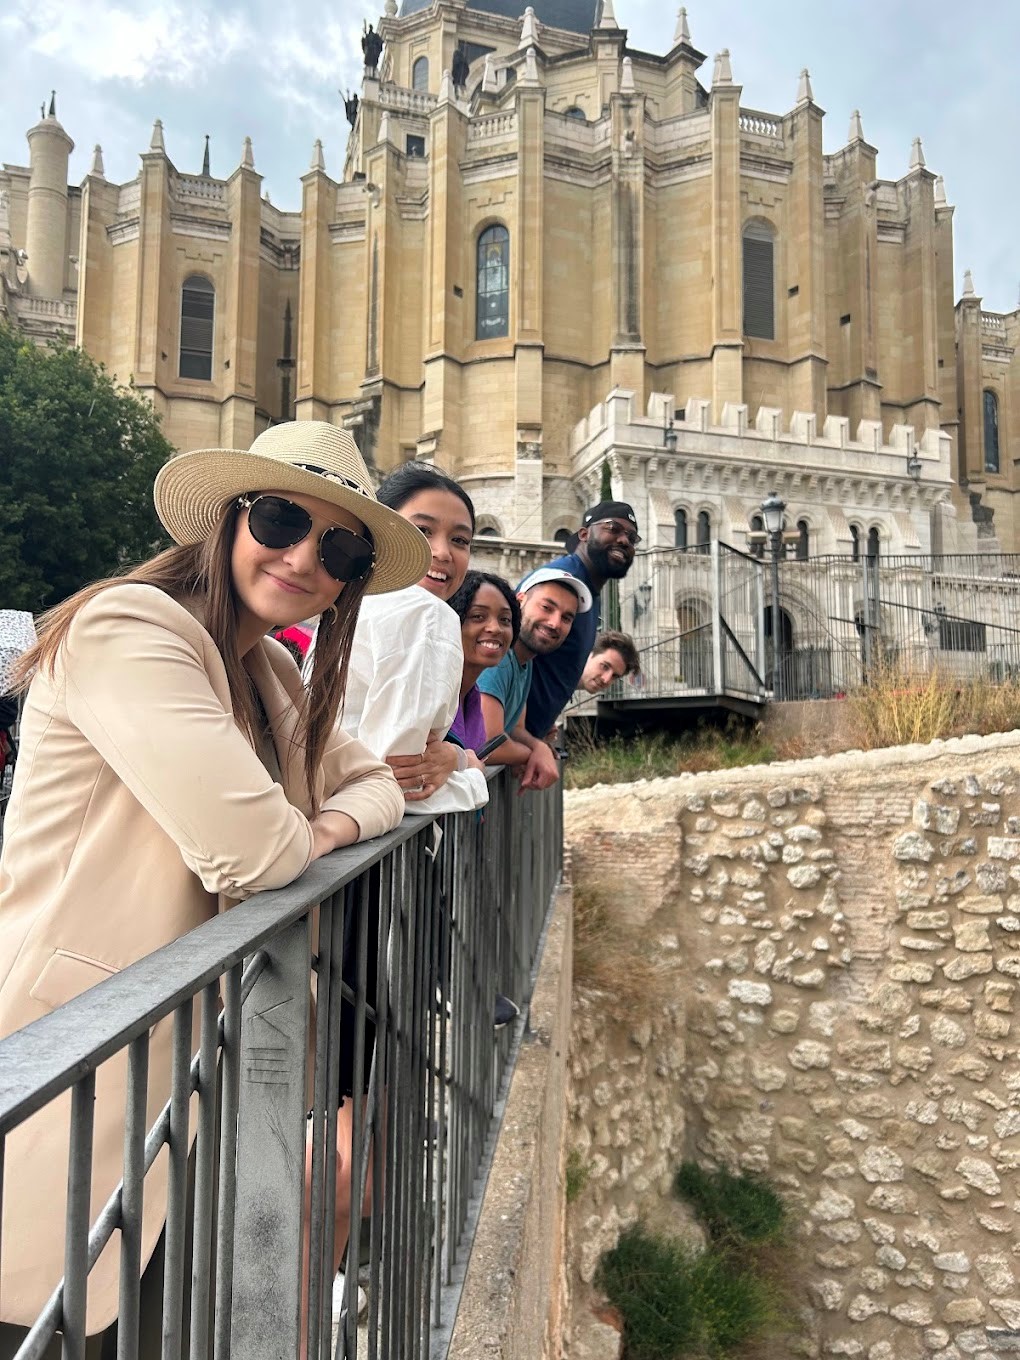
[478,567,592,790]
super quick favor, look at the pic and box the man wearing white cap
[477,568,592,790]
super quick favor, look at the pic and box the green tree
[600,457,613,501]
[0,324,174,610]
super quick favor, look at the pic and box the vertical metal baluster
[162,1003,193,1360]
[383,846,407,1360]
[189,984,219,1360]
[117,1033,150,1360]
[213,963,242,1360]
[365,860,390,1360]
[321,891,344,1360]
[307,897,333,1360]
[0,1130,5,1305]
[61,1071,96,1360]
[230,918,311,1360]
[406,843,425,1359]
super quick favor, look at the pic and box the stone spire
[620,56,636,95]
[437,67,454,103]
[674,7,690,45]
[797,68,813,104]
[89,144,105,177]
[520,46,540,87]
[962,268,975,299]
[934,174,946,206]
[241,136,254,170]
[519,5,540,47]
[201,134,210,176]
[310,138,325,172]
[848,109,864,143]
[482,54,498,95]
[599,0,618,29]
[48,90,56,118]
[712,49,733,87]
[909,136,925,170]
[383,0,397,13]
[150,118,165,153]
[377,110,391,145]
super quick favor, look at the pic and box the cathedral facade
[1,1,1017,559]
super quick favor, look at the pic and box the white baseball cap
[519,567,593,614]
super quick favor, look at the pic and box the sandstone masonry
[566,731,1020,1360]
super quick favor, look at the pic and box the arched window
[674,508,688,550]
[697,510,711,553]
[553,527,571,545]
[476,224,510,340]
[564,106,586,121]
[849,524,860,562]
[749,513,764,560]
[984,390,1000,474]
[796,519,809,561]
[867,526,880,562]
[412,57,429,93]
[477,527,497,537]
[742,221,775,341]
[179,275,214,380]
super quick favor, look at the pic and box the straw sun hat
[153,422,431,595]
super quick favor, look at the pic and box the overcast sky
[2,0,1017,311]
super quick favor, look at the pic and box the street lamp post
[761,490,786,703]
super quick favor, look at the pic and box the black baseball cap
[582,501,639,530]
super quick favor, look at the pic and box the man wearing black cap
[523,500,640,739]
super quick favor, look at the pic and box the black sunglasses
[237,494,375,583]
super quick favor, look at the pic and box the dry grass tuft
[845,662,1020,750]
[572,877,671,1019]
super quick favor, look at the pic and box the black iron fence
[604,548,1020,707]
[0,774,563,1360]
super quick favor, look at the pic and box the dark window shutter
[743,237,775,340]
[180,277,214,381]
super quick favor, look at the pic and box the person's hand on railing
[517,739,560,793]
[388,731,461,802]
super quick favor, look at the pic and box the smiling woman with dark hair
[447,570,520,751]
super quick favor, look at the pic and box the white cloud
[7,0,250,85]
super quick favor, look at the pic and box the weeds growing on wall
[572,878,669,1018]
[565,1149,591,1204]
[673,1162,786,1248]
[596,1165,793,1359]
[564,723,781,791]
[846,662,1020,750]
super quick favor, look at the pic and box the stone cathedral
[1,1,1018,559]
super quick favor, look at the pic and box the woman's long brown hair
[15,501,368,812]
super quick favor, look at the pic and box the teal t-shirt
[476,650,532,733]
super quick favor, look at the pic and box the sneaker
[332,1270,368,1322]
[494,994,521,1030]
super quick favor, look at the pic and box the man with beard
[523,501,640,739]
[478,568,592,790]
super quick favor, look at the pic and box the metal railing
[0,774,563,1359]
[601,547,1020,708]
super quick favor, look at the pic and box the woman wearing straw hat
[0,421,430,1342]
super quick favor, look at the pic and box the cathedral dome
[398,0,599,35]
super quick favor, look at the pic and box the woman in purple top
[447,572,519,750]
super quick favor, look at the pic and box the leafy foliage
[0,324,174,610]
[674,1162,787,1248]
[596,1226,779,1360]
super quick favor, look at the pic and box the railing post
[710,538,723,694]
[754,556,767,700]
[230,916,311,1358]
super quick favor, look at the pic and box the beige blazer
[0,583,405,1333]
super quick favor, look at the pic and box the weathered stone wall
[565,732,1020,1360]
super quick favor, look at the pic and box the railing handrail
[0,815,428,1133]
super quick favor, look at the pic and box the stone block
[914,801,961,835]
[956,1155,1001,1195]
[956,921,993,952]
[859,1145,905,1183]
[727,979,773,1006]
[894,832,935,863]
[930,1016,969,1048]
[943,954,994,981]
[943,1299,986,1324]
[837,1039,892,1071]
[989,839,1020,861]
